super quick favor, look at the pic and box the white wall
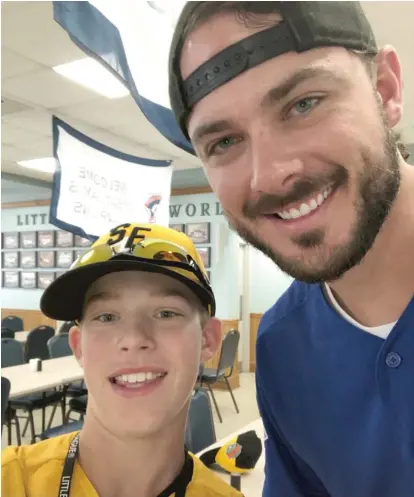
[249,246,293,314]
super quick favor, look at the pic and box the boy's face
[69,270,221,438]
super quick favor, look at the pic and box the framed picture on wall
[169,224,185,233]
[20,231,37,248]
[2,251,19,269]
[56,231,74,248]
[2,232,19,249]
[38,250,55,268]
[206,270,211,283]
[37,231,55,248]
[185,222,210,244]
[21,271,37,289]
[20,250,36,269]
[197,247,211,269]
[57,250,74,268]
[75,235,93,247]
[37,272,56,290]
[3,271,20,288]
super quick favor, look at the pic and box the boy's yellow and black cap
[40,223,215,321]
[199,430,262,474]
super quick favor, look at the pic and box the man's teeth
[113,372,165,386]
[277,187,332,220]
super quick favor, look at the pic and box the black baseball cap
[169,1,378,139]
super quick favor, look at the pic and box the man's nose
[249,127,305,195]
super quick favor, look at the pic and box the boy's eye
[158,310,180,319]
[94,313,117,323]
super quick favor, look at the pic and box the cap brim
[40,257,215,321]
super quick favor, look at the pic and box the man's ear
[69,324,83,367]
[375,46,403,128]
[200,318,222,363]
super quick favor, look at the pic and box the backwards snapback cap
[40,223,215,321]
[169,1,377,139]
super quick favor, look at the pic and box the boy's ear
[200,317,222,363]
[69,324,84,367]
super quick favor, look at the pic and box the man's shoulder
[258,280,321,340]
[188,454,243,496]
[2,431,78,475]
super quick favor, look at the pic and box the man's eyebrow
[190,119,234,148]
[260,67,348,108]
[190,67,347,146]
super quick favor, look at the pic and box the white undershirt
[324,284,397,339]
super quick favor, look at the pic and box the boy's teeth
[114,372,164,386]
[277,188,332,220]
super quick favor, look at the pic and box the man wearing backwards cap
[168,2,414,496]
[2,223,243,497]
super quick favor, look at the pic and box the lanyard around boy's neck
[58,434,191,497]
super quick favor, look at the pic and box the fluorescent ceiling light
[18,157,56,174]
[53,58,129,99]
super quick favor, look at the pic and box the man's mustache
[243,166,348,219]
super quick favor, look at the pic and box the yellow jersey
[2,432,243,497]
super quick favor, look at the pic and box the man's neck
[329,160,414,327]
[78,410,187,497]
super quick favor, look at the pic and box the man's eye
[94,313,117,323]
[288,97,321,117]
[208,136,241,156]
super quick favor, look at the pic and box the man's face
[69,270,220,439]
[181,13,402,282]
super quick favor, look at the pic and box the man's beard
[227,123,401,284]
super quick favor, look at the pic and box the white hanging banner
[50,117,173,239]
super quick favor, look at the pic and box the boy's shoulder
[2,432,79,497]
[2,431,77,470]
[188,454,244,496]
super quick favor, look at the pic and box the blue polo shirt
[256,280,414,497]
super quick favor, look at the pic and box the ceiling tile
[2,109,53,136]
[1,121,48,146]
[55,95,143,129]
[1,1,84,67]
[2,69,101,108]
[1,48,43,79]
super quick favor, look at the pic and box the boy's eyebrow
[85,291,120,307]
[153,287,194,303]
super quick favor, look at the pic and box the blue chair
[1,327,15,339]
[40,419,84,440]
[2,338,65,444]
[1,316,23,333]
[199,329,240,423]
[185,388,216,454]
[47,334,72,358]
[1,341,25,445]
[25,325,55,362]
[48,335,86,406]
[2,377,11,430]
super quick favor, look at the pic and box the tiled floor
[2,373,260,448]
